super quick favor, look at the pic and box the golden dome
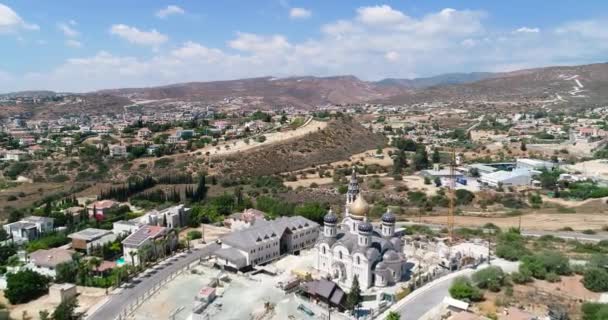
[349,196,369,217]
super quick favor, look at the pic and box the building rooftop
[221,216,318,250]
[87,200,119,209]
[122,225,166,247]
[22,216,54,224]
[482,169,531,181]
[68,228,113,241]
[30,248,74,268]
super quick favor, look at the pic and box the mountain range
[3,62,608,117]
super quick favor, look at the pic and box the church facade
[315,170,408,290]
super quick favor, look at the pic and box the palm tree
[167,229,179,255]
[129,251,137,269]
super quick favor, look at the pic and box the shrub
[545,272,560,283]
[520,251,571,280]
[187,230,203,240]
[449,277,483,302]
[511,266,533,284]
[583,268,608,292]
[455,189,475,206]
[582,302,608,320]
[472,266,505,292]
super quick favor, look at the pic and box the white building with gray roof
[214,216,319,271]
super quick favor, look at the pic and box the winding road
[86,243,219,320]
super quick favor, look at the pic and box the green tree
[412,147,430,171]
[432,148,441,164]
[294,202,327,224]
[5,269,51,304]
[346,276,362,311]
[52,296,82,320]
[55,261,78,283]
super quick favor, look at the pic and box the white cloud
[289,8,311,19]
[356,5,408,26]
[556,20,608,39]
[0,3,39,33]
[65,39,82,48]
[385,51,399,62]
[109,24,168,47]
[58,22,79,37]
[229,32,291,54]
[156,5,185,19]
[4,8,608,92]
[515,27,540,33]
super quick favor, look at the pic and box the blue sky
[1,1,608,92]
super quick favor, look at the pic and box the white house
[122,225,168,266]
[137,204,190,228]
[3,216,54,243]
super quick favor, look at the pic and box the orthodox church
[315,169,408,290]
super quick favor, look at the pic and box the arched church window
[356,256,360,265]
[339,251,343,260]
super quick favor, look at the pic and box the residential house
[4,150,27,161]
[68,228,117,254]
[28,248,75,277]
[109,144,127,157]
[112,220,141,236]
[137,204,190,228]
[61,137,74,146]
[122,225,168,265]
[3,216,54,243]
[87,200,119,220]
[137,128,152,139]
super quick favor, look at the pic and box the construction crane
[447,148,456,244]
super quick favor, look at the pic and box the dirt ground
[179,224,230,245]
[565,159,608,179]
[0,182,72,218]
[0,286,106,320]
[420,213,608,231]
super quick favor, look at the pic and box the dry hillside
[212,118,386,177]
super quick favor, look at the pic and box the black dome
[324,210,338,224]
[381,211,396,223]
[358,221,373,233]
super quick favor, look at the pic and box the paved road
[396,222,608,242]
[380,260,519,320]
[87,243,219,320]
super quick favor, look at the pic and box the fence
[114,259,200,320]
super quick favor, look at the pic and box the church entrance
[279,227,293,256]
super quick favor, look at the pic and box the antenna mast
[448,148,456,243]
